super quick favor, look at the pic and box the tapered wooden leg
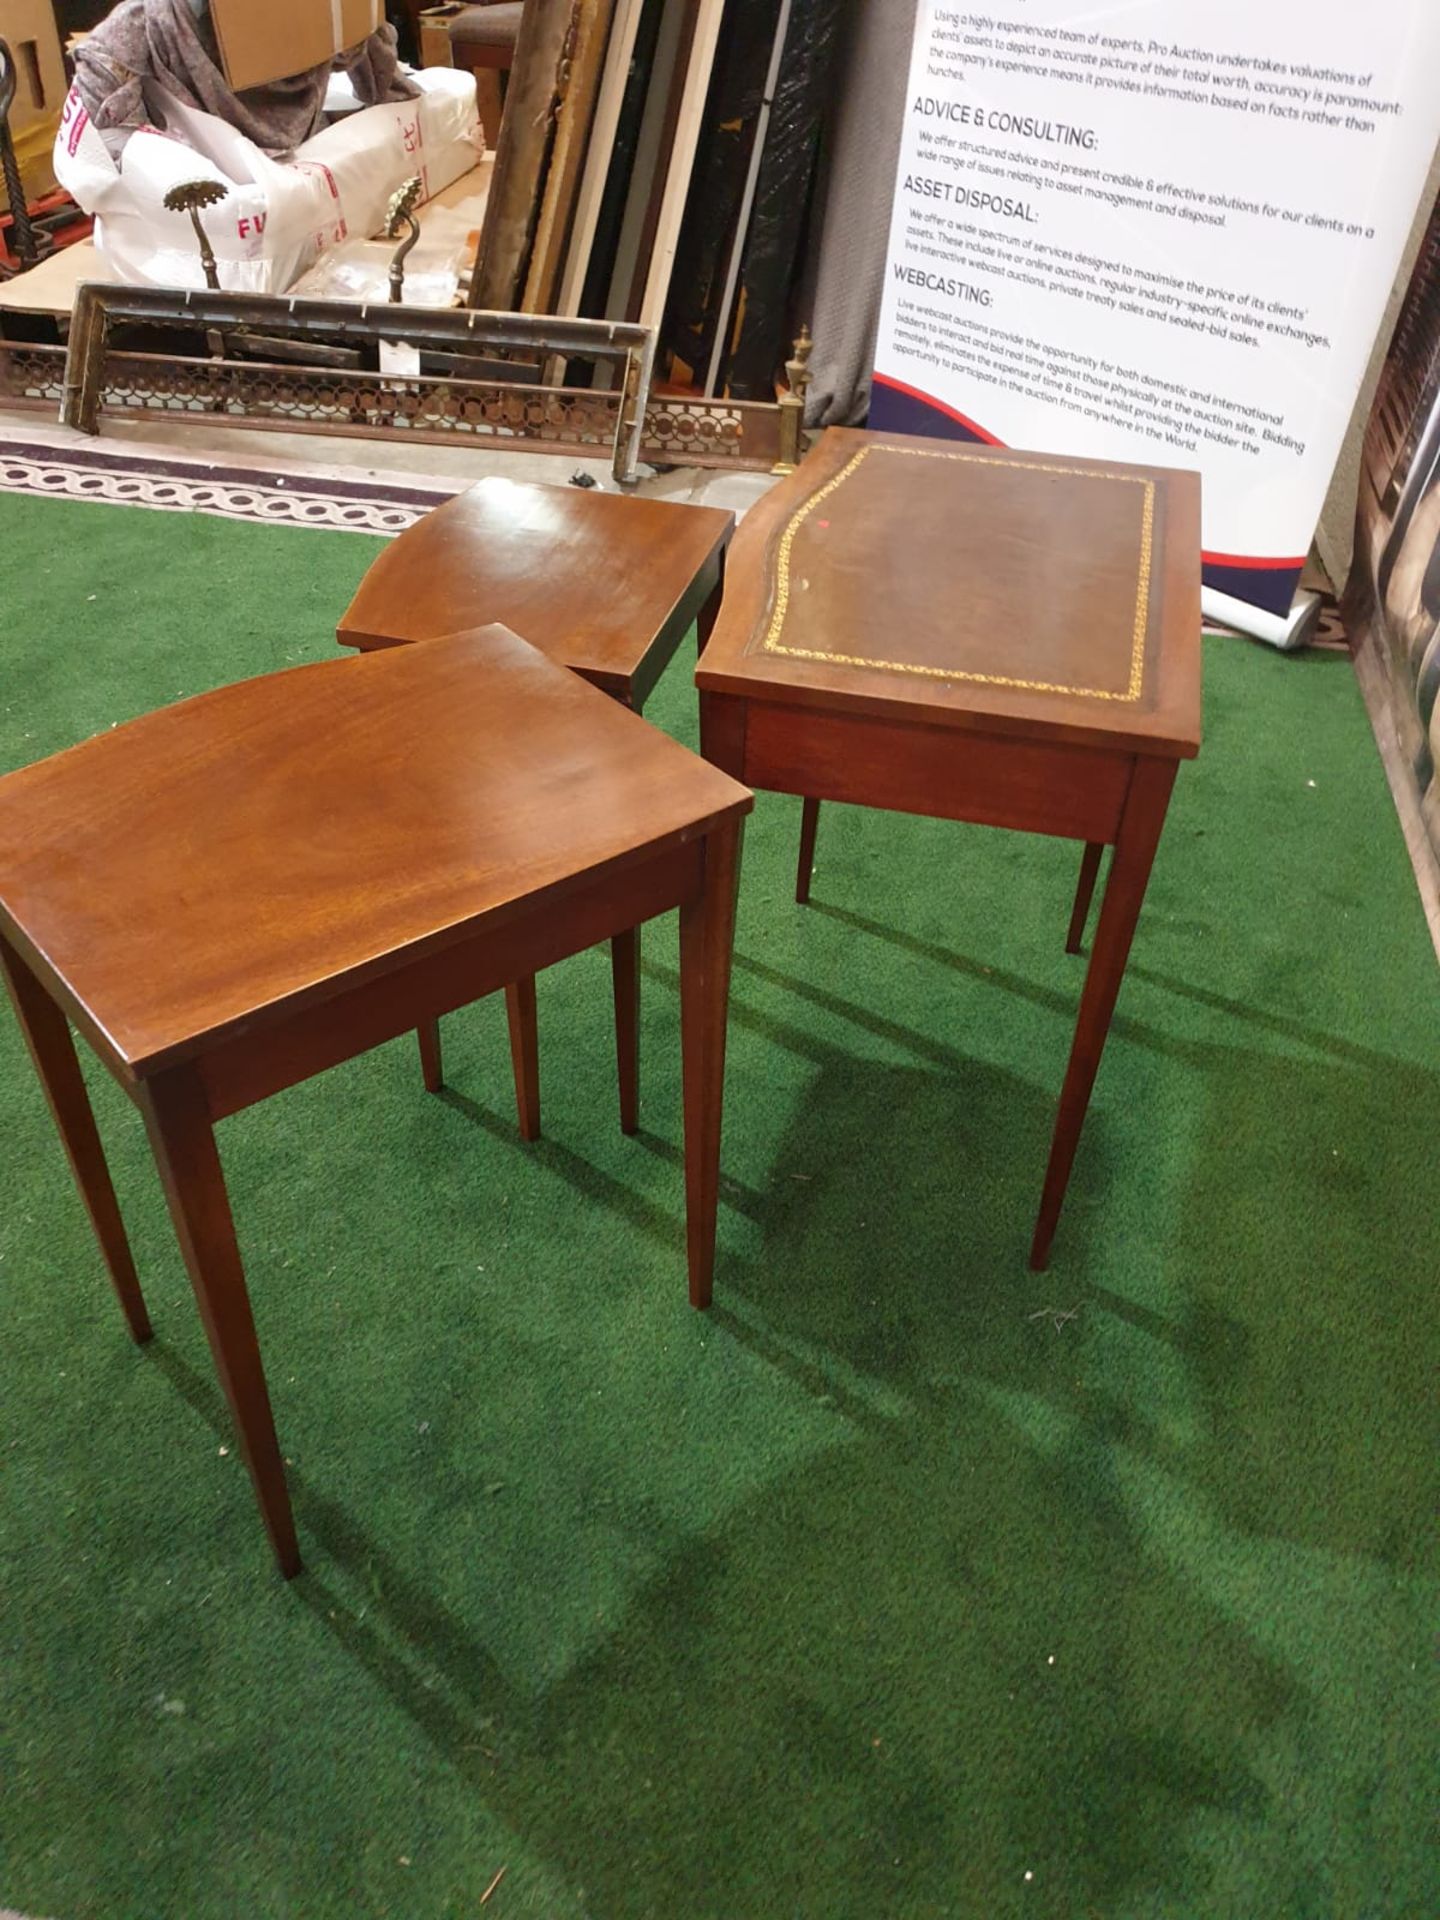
[611,927,640,1135]
[0,942,151,1344]
[138,1066,300,1577]
[1066,843,1106,955]
[473,70,504,148]
[417,1019,444,1093]
[796,797,821,906]
[679,817,744,1309]
[505,976,541,1142]
[1032,759,1177,1272]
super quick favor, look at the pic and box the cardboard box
[0,0,67,208]
[419,5,466,69]
[210,0,385,94]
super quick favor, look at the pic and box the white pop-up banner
[870,1,1440,637]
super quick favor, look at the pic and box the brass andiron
[773,324,814,475]
[386,176,424,304]
[163,180,229,290]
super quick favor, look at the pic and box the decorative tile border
[0,438,457,537]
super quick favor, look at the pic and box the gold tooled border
[762,445,1155,703]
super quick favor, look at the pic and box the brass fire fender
[61,284,660,486]
[44,285,805,478]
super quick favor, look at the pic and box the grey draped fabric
[801,0,918,426]
[73,0,418,156]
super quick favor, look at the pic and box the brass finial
[787,324,814,393]
[773,323,815,475]
[164,179,229,290]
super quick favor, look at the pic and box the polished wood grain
[680,816,742,1309]
[339,477,734,709]
[740,699,1134,842]
[505,974,541,1143]
[0,627,752,1571]
[697,426,1201,1266]
[139,1064,300,1578]
[418,1014,445,1093]
[0,941,151,1345]
[1032,760,1176,1267]
[0,631,743,1074]
[795,796,820,906]
[1066,843,1106,956]
[189,846,703,1125]
[610,926,640,1136]
[340,477,736,1137]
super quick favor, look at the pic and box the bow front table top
[696,427,1202,1267]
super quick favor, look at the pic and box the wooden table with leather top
[338,477,735,1140]
[695,427,1202,1268]
[0,627,751,1573]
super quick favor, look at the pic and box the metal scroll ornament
[385,176,424,305]
[162,179,229,291]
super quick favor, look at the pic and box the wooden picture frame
[521,0,617,312]
[469,0,580,311]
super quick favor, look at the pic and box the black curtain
[721,0,849,399]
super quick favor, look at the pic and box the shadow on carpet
[0,494,1435,1920]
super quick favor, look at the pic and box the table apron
[725,699,1135,843]
[196,839,706,1121]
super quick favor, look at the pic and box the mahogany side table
[0,627,751,1574]
[695,428,1201,1268]
[338,477,735,1139]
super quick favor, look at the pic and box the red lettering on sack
[61,87,90,156]
[293,160,342,203]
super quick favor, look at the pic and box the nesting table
[339,476,735,1137]
[0,628,750,1573]
[696,428,1202,1267]
[339,476,733,708]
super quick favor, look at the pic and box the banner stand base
[1202,587,1322,653]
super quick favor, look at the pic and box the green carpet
[0,492,1435,1920]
